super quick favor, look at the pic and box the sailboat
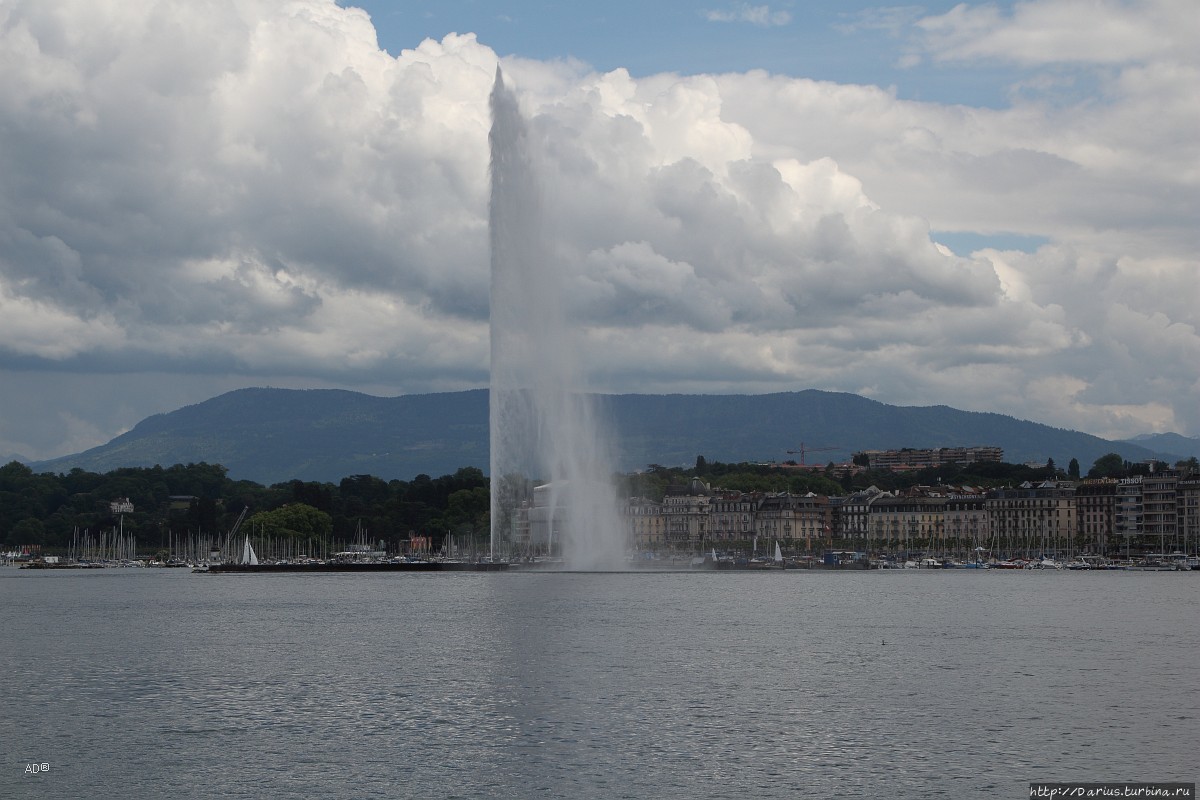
[241,535,259,566]
[774,541,784,565]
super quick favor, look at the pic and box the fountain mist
[488,68,626,570]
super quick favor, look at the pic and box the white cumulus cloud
[0,0,1196,461]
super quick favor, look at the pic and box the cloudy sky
[1,0,1197,461]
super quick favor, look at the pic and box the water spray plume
[488,67,626,570]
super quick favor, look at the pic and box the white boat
[1165,552,1193,571]
[1127,559,1173,571]
[241,535,259,566]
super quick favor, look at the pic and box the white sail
[774,541,783,563]
[242,535,259,566]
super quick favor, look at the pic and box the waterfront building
[986,481,1076,559]
[945,490,988,554]
[801,494,833,550]
[623,497,665,550]
[828,494,847,542]
[1115,476,1143,554]
[834,486,890,543]
[661,479,711,548]
[617,469,1196,559]
[1075,479,1117,555]
[708,490,757,542]
[1142,471,1179,552]
[868,494,946,554]
[754,492,831,551]
[1179,476,1200,554]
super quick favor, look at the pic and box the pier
[203,560,510,573]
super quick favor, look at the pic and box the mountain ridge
[1119,432,1199,460]
[26,387,1180,485]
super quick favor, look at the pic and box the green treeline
[0,461,488,553]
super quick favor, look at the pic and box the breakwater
[204,561,511,574]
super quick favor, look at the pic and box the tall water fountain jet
[488,68,626,570]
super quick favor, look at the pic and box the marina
[9,545,1197,573]
[11,555,1197,574]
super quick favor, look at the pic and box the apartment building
[945,492,988,551]
[1142,471,1178,550]
[860,446,1003,472]
[868,494,946,552]
[1179,476,1200,551]
[661,479,711,546]
[621,470,1198,556]
[624,497,665,550]
[1075,479,1117,555]
[836,486,890,543]
[1115,476,1143,549]
[708,491,757,542]
[986,481,1076,557]
[755,493,830,549]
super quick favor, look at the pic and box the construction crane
[785,443,839,466]
[219,506,250,563]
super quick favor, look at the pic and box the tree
[339,474,391,517]
[288,480,334,512]
[441,486,490,548]
[1088,453,1126,479]
[445,487,488,527]
[1067,458,1080,479]
[6,517,45,547]
[188,497,219,532]
[247,503,332,541]
[0,460,34,486]
[1175,457,1199,475]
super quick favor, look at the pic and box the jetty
[204,561,510,574]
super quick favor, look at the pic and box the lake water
[2,567,1197,799]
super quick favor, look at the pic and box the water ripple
[1,569,1197,798]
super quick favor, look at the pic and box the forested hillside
[28,388,1176,484]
